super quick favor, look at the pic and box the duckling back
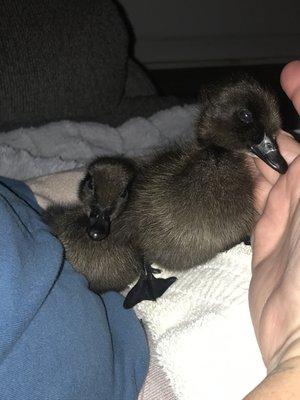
[125,143,255,271]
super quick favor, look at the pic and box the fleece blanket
[0,105,265,399]
[0,105,196,178]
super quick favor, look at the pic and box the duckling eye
[238,109,253,124]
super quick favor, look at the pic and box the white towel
[135,244,265,400]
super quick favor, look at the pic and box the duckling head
[197,77,288,173]
[79,156,136,240]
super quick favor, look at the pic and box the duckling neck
[169,143,249,198]
[197,134,245,154]
[183,144,232,174]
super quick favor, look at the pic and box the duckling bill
[87,207,111,240]
[250,134,287,173]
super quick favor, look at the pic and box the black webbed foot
[243,235,251,246]
[123,263,177,309]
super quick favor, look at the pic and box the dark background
[118,0,300,133]
[148,64,299,133]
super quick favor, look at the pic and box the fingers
[280,61,300,114]
[252,155,300,267]
[253,175,272,214]
[284,156,300,214]
[253,157,280,186]
[277,132,300,165]
[252,173,289,267]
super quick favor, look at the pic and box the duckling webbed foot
[123,263,177,309]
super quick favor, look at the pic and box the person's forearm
[244,339,300,399]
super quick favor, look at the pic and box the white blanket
[0,105,265,399]
[0,105,196,178]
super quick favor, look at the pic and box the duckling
[122,76,287,272]
[43,156,176,307]
[43,156,142,293]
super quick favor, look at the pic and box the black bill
[87,209,110,240]
[250,134,288,174]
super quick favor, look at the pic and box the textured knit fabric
[0,0,127,130]
[0,177,149,400]
[0,0,178,131]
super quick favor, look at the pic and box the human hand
[249,61,300,371]
[250,155,300,369]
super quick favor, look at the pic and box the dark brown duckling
[43,156,142,293]
[43,156,176,307]
[122,76,287,272]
